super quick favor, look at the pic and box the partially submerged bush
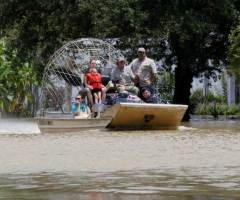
[190,89,226,114]
[226,105,240,115]
[194,103,240,116]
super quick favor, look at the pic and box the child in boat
[72,95,91,119]
[141,87,158,104]
[85,67,106,104]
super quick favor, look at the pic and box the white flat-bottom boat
[37,103,187,133]
[37,117,111,133]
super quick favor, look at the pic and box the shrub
[194,103,240,116]
[0,39,38,116]
[226,104,240,115]
[190,89,225,114]
[156,72,175,102]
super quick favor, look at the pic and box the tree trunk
[173,65,193,121]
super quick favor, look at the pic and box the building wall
[191,70,240,105]
[191,72,224,96]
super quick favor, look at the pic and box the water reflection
[0,119,240,199]
[0,119,40,134]
[0,170,240,199]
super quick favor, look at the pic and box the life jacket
[85,72,103,90]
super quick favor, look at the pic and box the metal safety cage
[38,38,124,116]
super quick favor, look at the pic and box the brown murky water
[0,119,240,199]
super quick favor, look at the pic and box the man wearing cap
[110,57,139,95]
[129,47,157,94]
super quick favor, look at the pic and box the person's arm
[76,102,81,116]
[127,64,139,85]
[150,60,158,84]
[110,67,117,82]
[129,60,140,85]
[133,74,140,85]
[128,60,133,70]
[127,66,136,82]
[110,67,120,86]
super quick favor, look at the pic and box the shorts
[92,88,102,93]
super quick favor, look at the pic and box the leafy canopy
[228,23,240,77]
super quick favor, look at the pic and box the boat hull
[103,103,188,130]
[37,103,188,133]
[37,117,111,133]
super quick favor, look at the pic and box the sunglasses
[75,97,82,100]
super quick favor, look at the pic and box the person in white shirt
[129,47,157,94]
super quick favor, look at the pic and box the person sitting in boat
[141,86,158,104]
[72,95,91,119]
[128,47,157,97]
[84,60,106,108]
[109,57,139,95]
[78,60,97,108]
[85,67,106,104]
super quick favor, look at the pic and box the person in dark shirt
[141,87,158,104]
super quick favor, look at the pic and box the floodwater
[0,119,240,199]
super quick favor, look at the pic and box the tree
[140,0,238,120]
[0,0,98,76]
[0,39,38,116]
[228,24,240,77]
[1,0,239,120]
[0,0,166,73]
[102,0,238,120]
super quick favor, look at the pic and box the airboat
[37,38,187,133]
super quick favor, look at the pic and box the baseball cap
[137,47,146,52]
[117,57,125,62]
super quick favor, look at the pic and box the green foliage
[156,71,175,102]
[228,24,240,78]
[0,0,239,120]
[142,0,238,120]
[191,88,240,116]
[226,104,240,115]
[2,0,236,74]
[190,89,226,114]
[0,39,38,116]
[195,103,240,116]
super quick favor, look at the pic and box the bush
[0,39,38,116]
[226,104,240,115]
[190,89,226,114]
[156,72,175,102]
[194,103,240,116]
[194,103,208,115]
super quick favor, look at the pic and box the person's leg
[101,87,106,103]
[85,88,94,107]
[93,92,98,103]
[97,91,102,103]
